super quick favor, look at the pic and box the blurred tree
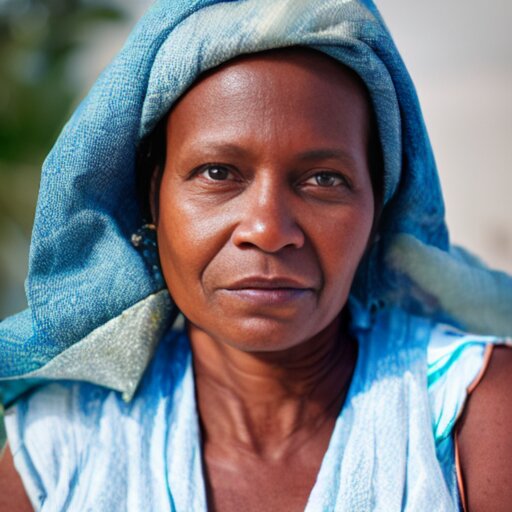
[0,0,127,318]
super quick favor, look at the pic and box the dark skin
[1,49,511,512]
[0,446,32,512]
[457,345,512,512]
[157,49,373,511]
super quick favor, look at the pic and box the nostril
[232,217,305,253]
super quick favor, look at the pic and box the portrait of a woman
[0,1,511,511]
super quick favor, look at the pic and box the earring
[131,224,164,288]
[131,223,156,248]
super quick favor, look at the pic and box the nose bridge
[232,171,304,252]
[256,172,285,216]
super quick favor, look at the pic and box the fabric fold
[1,0,510,421]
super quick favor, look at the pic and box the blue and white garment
[4,310,509,511]
[1,0,512,510]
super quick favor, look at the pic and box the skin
[157,50,375,354]
[157,49,374,511]
[457,346,512,512]
[0,446,32,512]
[1,49,510,511]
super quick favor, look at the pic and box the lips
[226,276,314,290]
[221,276,315,306]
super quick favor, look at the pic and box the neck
[189,315,357,462]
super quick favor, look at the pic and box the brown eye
[202,165,232,181]
[306,172,344,187]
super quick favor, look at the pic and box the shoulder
[457,345,512,512]
[0,445,33,511]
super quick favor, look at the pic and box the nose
[231,178,305,253]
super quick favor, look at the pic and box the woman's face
[157,49,375,352]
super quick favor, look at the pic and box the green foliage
[0,0,126,167]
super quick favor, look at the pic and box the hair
[136,113,168,224]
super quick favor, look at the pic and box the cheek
[156,167,374,345]
[156,187,232,307]
[314,199,374,297]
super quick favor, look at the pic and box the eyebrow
[186,143,357,167]
[189,142,249,158]
[294,149,357,166]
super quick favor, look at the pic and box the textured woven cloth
[4,313,506,511]
[1,0,511,401]
[1,0,512,508]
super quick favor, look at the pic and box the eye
[200,164,233,181]
[304,171,346,188]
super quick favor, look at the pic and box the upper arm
[457,345,512,512]
[0,444,33,512]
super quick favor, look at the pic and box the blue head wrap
[1,0,511,405]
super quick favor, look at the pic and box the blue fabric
[1,0,511,387]
[6,312,506,511]
[1,0,512,488]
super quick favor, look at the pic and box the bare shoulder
[457,345,512,512]
[0,444,33,512]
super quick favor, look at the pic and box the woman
[1,1,511,510]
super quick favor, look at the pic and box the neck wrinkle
[189,315,357,460]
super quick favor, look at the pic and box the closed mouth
[225,276,314,291]
[220,277,315,306]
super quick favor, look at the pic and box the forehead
[166,47,372,150]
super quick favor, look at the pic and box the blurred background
[0,0,511,319]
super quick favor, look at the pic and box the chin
[198,315,330,353]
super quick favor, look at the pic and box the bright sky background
[80,0,512,272]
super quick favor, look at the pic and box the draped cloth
[1,0,511,509]
[3,314,507,511]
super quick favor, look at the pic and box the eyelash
[302,171,348,188]
[199,164,238,182]
[195,164,351,190]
